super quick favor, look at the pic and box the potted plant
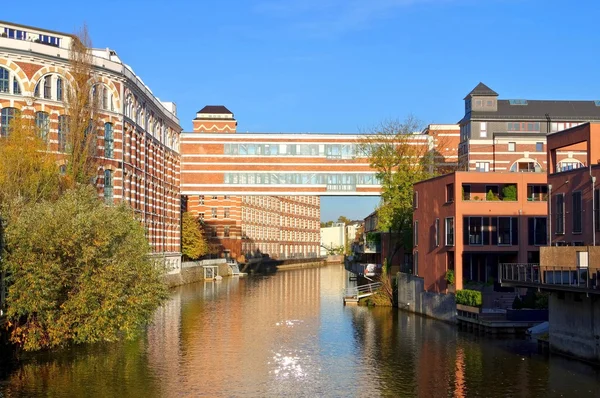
[455,289,483,315]
[446,269,455,293]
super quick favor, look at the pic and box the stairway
[483,291,518,309]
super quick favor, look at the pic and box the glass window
[35,111,50,141]
[446,184,454,203]
[104,123,114,158]
[528,217,547,245]
[104,169,113,204]
[508,142,516,152]
[56,77,63,101]
[465,217,483,245]
[497,217,512,245]
[0,67,9,93]
[476,162,490,172]
[43,76,51,99]
[435,218,439,247]
[445,217,454,246]
[224,226,230,238]
[58,115,69,152]
[212,207,217,218]
[556,194,564,234]
[536,142,543,152]
[0,107,17,137]
[12,77,21,94]
[480,122,487,138]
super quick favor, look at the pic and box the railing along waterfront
[499,263,600,291]
[344,282,383,299]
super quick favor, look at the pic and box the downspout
[548,184,552,246]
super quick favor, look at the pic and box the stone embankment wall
[549,292,600,363]
[397,272,457,323]
[165,259,229,287]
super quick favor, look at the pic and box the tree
[357,117,447,267]
[0,116,61,215]
[3,186,168,351]
[337,215,351,225]
[59,24,103,188]
[181,212,209,261]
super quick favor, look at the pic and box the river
[0,264,599,397]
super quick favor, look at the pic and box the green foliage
[445,269,455,285]
[535,292,549,309]
[3,187,168,351]
[512,290,549,310]
[455,289,483,307]
[366,232,381,243]
[502,184,517,201]
[512,295,523,310]
[181,212,209,261]
[486,190,499,201]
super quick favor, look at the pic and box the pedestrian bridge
[180,132,434,196]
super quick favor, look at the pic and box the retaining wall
[165,259,229,288]
[397,272,457,323]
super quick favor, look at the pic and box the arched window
[35,111,50,141]
[0,107,18,137]
[58,115,69,152]
[34,74,65,101]
[557,159,585,172]
[104,122,114,158]
[102,86,109,110]
[104,169,113,203]
[510,158,542,173]
[43,76,51,99]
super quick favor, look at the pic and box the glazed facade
[0,21,182,269]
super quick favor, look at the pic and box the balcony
[499,263,600,294]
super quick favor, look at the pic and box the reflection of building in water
[146,288,184,394]
[145,269,320,396]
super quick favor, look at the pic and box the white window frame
[480,122,487,138]
[445,217,455,246]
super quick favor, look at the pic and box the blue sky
[4,0,600,221]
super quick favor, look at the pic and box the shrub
[455,289,482,307]
[502,184,517,201]
[512,296,523,309]
[445,270,455,285]
[486,190,499,201]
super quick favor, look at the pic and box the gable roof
[464,82,498,100]
[197,105,232,114]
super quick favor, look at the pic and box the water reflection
[1,265,599,397]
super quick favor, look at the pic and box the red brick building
[0,21,182,269]
[547,123,600,246]
[413,172,548,292]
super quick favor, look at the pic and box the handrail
[345,282,383,298]
[499,263,600,290]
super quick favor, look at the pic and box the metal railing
[499,263,600,290]
[345,282,383,299]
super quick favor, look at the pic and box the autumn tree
[61,24,102,188]
[357,116,445,269]
[181,212,209,261]
[4,187,168,351]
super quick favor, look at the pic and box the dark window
[445,217,454,246]
[464,217,483,245]
[212,207,217,218]
[527,185,548,201]
[0,67,8,93]
[414,221,418,247]
[104,170,113,204]
[224,207,230,218]
[35,111,50,141]
[573,191,582,233]
[536,142,543,152]
[413,251,419,275]
[413,191,418,209]
[224,226,230,238]
[556,194,565,234]
[497,217,512,245]
[0,107,17,137]
[528,217,547,245]
[462,184,471,200]
[56,77,63,101]
[446,183,454,203]
[104,123,114,158]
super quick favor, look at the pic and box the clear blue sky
[5,0,600,221]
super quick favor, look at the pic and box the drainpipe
[548,184,552,246]
[592,175,596,246]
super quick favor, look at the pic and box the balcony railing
[499,263,600,292]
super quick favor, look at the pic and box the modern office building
[413,171,548,292]
[459,82,600,173]
[0,21,182,269]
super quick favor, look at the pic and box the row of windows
[1,108,115,158]
[555,191,588,235]
[224,143,362,158]
[461,121,583,141]
[224,173,379,186]
[414,216,547,248]
[124,92,178,150]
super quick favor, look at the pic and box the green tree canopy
[3,187,168,351]
[181,212,209,261]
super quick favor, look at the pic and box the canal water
[1,264,599,397]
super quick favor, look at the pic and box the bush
[4,187,169,351]
[512,296,523,309]
[486,190,499,201]
[445,270,455,285]
[502,184,517,201]
[455,289,482,307]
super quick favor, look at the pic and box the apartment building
[459,82,600,173]
[547,123,600,246]
[413,171,548,292]
[0,21,182,268]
